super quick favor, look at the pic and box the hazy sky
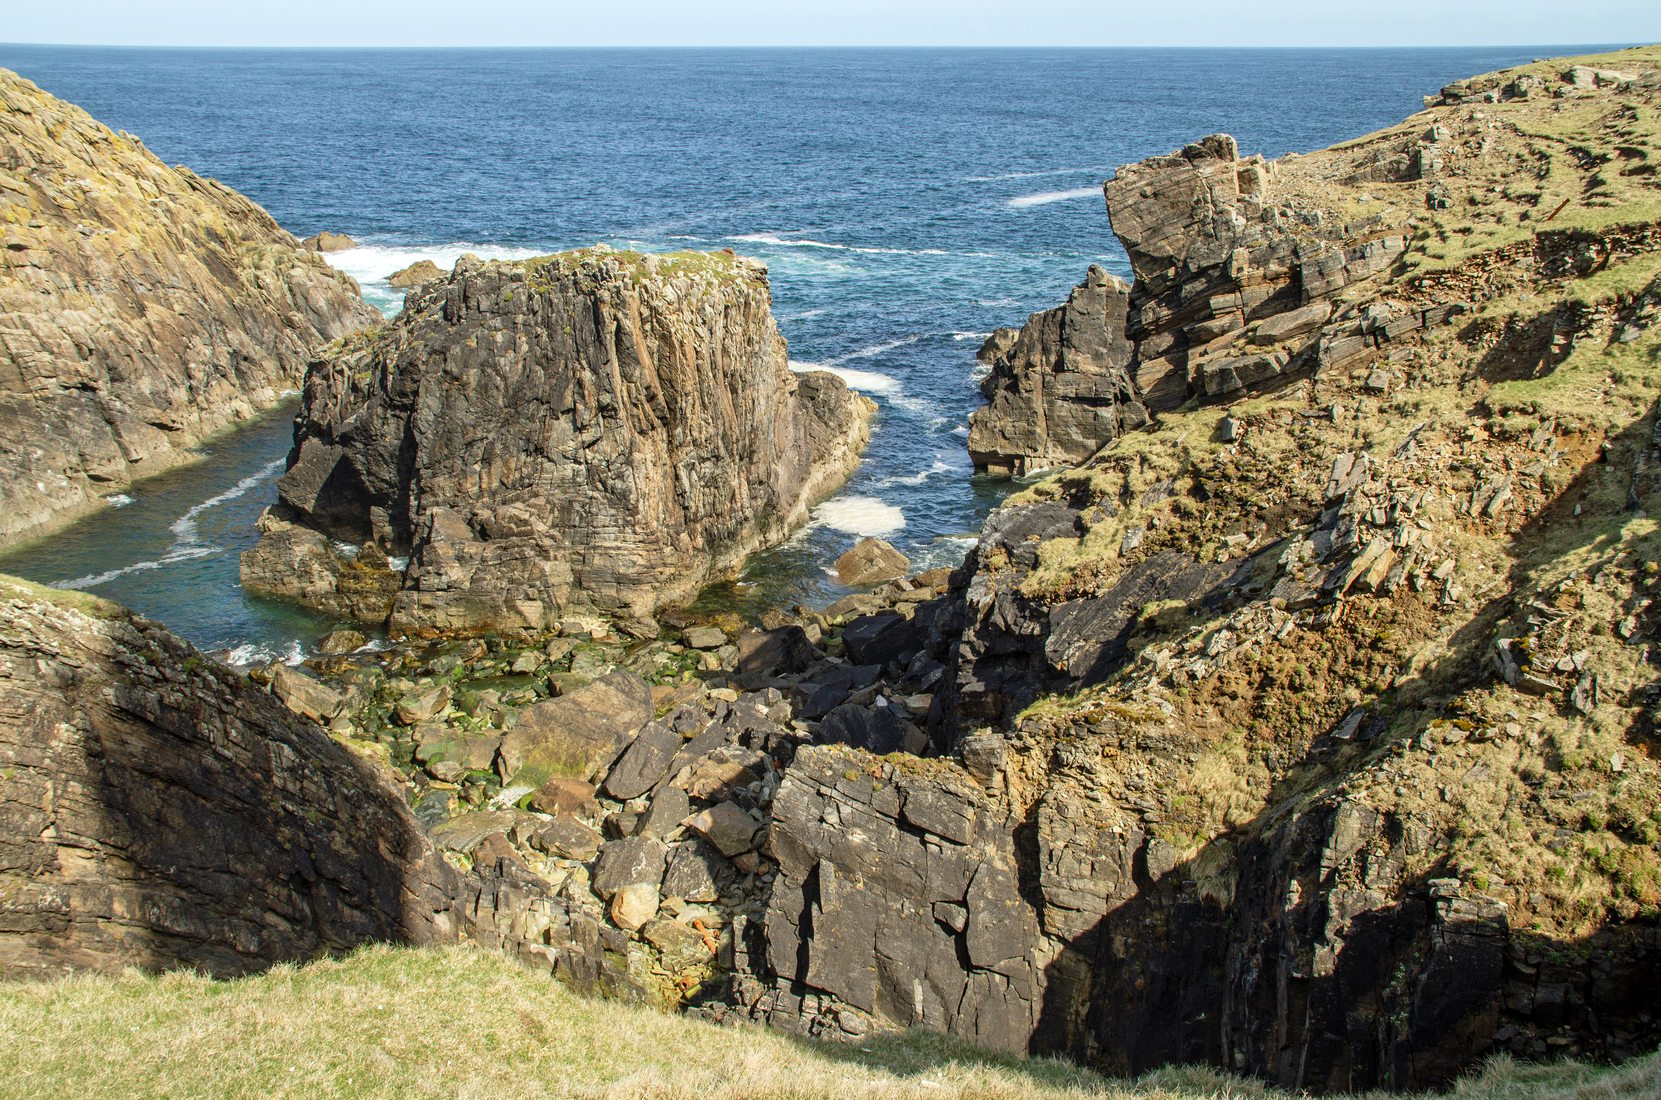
[2,1,1657,48]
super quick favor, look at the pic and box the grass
[0,943,1654,1100]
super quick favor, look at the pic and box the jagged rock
[243,248,874,634]
[817,702,922,755]
[663,840,727,903]
[841,612,925,668]
[0,70,378,548]
[969,265,1143,475]
[525,815,603,860]
[834,537,911,587]
[496,671,652,788]
[527,777,600,817]
[387,258,443,287]
[638,785,691,838]
[758,746,1041,1053]
[394,683,452,725]
[644,918,712,971]
[317,627,368,656]
[413,726,499,774]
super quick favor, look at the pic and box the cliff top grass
[1,942,1653,1100]
[519,245,765,291]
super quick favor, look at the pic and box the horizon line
[0,41,1649,52]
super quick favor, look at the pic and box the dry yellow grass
[0,944,1653,1100]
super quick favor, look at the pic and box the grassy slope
[0,944,1653,1100]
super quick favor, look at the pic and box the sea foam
[813,496,905,537]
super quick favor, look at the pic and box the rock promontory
[0,68,380,548]
[242,248,873,635]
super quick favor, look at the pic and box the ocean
[0,45,1575,659]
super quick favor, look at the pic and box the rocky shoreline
[4,44,1661,1098]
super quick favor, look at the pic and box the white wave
[911,534,981,571]
[1008,187,1103,209]
[878,456,960,488]
[331,540,361,560]
[728,233,968,259]
[951,331,992,342]
[976,298,1018,308]
[223,642,276,667]
[169,457,286,549]
[323,241,546,288]
[386,555,411,572]
[281,640,307,666]
[791,362,903,397]
[889,393,942,417]
[103,493,134,508]
[952,424,970,437]
[58,544,218,589]
[813,496,905,537]
[836,335,922,363]
[966,166,1110,182]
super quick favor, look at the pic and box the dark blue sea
[0,46,1574,659]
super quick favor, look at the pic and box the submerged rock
[243,248,873,635]
[0,69,379,548]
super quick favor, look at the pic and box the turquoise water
[0,45,1568,657]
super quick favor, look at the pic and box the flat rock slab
[270,665,346,723]
[497,670,652,787]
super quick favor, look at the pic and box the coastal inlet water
[0,46,1566,658]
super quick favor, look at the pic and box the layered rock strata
[0,68,379,548]
[242,249,873,636]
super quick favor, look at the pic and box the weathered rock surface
[0,69,379,548]
[387,259,443,287]
[243,248,873,634]
[0,576,459,977]
[969,265,1143,475]
[833,536,910,587]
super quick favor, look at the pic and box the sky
[1,1,1657,49]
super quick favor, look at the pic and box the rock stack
[242,248,873,636]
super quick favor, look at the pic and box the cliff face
[736,48,1661,1090]
[0,576,459,977]
[241,249,872,636]
[967,266,1142,476]
[0,68,380,548]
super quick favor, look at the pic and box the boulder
[386,258,443,287]
[300,231,357,252]
[603,721,681,800]
[269,665,346,723]
[527,777,600,818]
[394,683,452,725]
[316,627,368,655]
[591,836,667,898]
[496,671,652,787]
[243,248,875,632]
[834,537,911,587]
[525,814,603,861]
[685,625,727,650]
[609,882,660,932]
[684,801,760,857]
[662,841,727,903]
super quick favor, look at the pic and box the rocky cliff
[0,68,380,549]
[0,573,637,991]
[747,47,1661,1090]
[241,248,872,636]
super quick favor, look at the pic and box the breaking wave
[1007,186,1102,209]
[813,496,906,537]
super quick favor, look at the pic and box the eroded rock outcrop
[0,69,379,548]
[968,265,1142,475]
[0,576,459,977]
[242,249,873,635]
